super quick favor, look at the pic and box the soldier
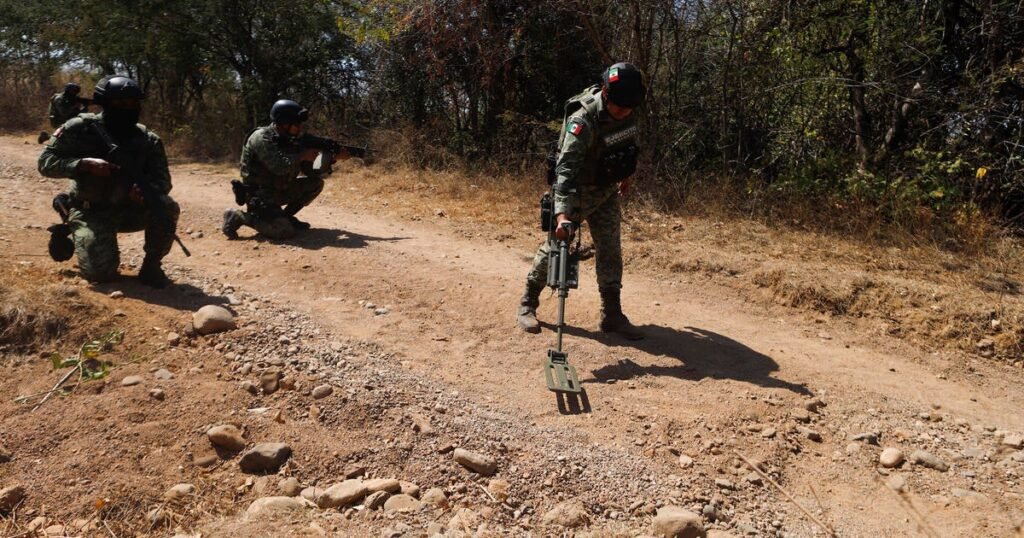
[38,75,181,288]
[47,83,90,128]
[222,99,343,240]
[517,62,647,340]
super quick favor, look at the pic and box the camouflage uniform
[38,113,179,282]
[526,85,638,291]
[234,125,324,239]
[47,92,86,128]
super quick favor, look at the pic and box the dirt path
[2,134,1023,536]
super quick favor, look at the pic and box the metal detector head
[544,349,581,393]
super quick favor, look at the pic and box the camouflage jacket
[38,113,172,208]
[240,125,306,193]
[47,92,85,129]
[553,85,639,217]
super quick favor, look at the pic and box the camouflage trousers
[67,196,180,282]
[526,187,622,291]
[241,176,324,239]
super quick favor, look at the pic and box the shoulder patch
[567,121,584,137]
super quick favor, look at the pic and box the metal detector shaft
[555,237,569,351]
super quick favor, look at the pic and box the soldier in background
[38,83,92,143]
[222,99,347,240]
[38,76,180,288]
[516,62,647,340]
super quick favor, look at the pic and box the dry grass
[0,271,88,354]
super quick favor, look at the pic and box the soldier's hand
[129,184,145,205]
[618,178,632,197]
[299,148,320,162]
[77,158,119,177]
[554,214,574,241]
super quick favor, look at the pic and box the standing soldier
[517,62,647,340]
[222,99,344,240]
[38,75,181,288]
[39,83,91,144]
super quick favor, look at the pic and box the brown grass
[0,270,96,354]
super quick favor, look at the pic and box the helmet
[92,76,144,107]
[270,100,309,124]
[602,62,646,108]
[63,82,81,97]
[47,224,74,262]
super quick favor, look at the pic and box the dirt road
[2,134,1022,536]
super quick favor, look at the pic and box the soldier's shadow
[547,323,811,395]
[239,227,408,250]
[90,278,230,311]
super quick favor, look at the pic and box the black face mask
[103,108,140,135]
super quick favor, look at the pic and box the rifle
[542,192,582,394]
[89,123,191,257]
[293,133,372,176]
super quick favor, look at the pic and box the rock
[714,478,736,490]
[166,332,181,346]
[147,508,167,528]
[542,501,589,528]
[300,486,325,503]
[193,305,236,335]
[365,490,390,510]
[422,488,449,508]
[791,408,811,423]
[0,446,10,464]
[365,478,401,494]
[447,508,480,532]
[279,477,302,497]
[487,479,510,502]
[880,447,905,468]
[707,531,739,538]
[743,472,763,486]
[320,480,368,508]
[652,506,706,538]
[239,443,292,474]
[951,488,987,501]
[453,448,497,476]
[344,464,367,479]
[384,494,422,513]
[164,483,195,500]
[194,454,218,468]
[399,481,420,498]
[804,398,826,413]
[207,424,246,451]
[797,426,822,442]
[153,368,174,381]
[760,427,777,439]
[149,388,166,401]
[244,496,314,519]
[0,484,25,513]
[1002,434,1024,450]
[678,454,694,468]
[312,384,333,399]
[411,413,435,435]
[886,474,907,492]
[260,370,281,395]
[279,376,296,391]
[241,381,258,395]
[27,516,48,532]
[121,375,143,387]
[910,449,949,472]
[109,291,124,299]
[852,432,879,445]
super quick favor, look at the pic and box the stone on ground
[163,483,195,500]
[452,448,497,475]
[0,484,25,513]
[279,477,302,497]
[244,496,314,519]
[320,479,368,508]
[422,487,449,508]
[879,447,904,468]
[206,424,246,451]
[192,305,236,335]
[364,478,401,494]
[239,443,292,473]
[384,493,423,513]
[652,506,706,538]
[542,500,590,528]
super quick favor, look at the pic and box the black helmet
[63,82,81,97]
[270,99,309,124]
[602,62,646,108]
[47,223,74,262]
[92,76,144,107]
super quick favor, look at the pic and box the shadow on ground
[90,278,229,312]
[235,227,408,250]
[542,322,810,395]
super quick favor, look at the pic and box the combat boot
[138,257,172,288]
[222,208,244,239]
[516,283,544,334]
[284,203,312,231]
[599,287,644,340]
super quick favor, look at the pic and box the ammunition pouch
[596,145,638,187]
[546,243,580,290]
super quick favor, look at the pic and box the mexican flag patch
[608,67,620,82]
[568,121,583,136]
